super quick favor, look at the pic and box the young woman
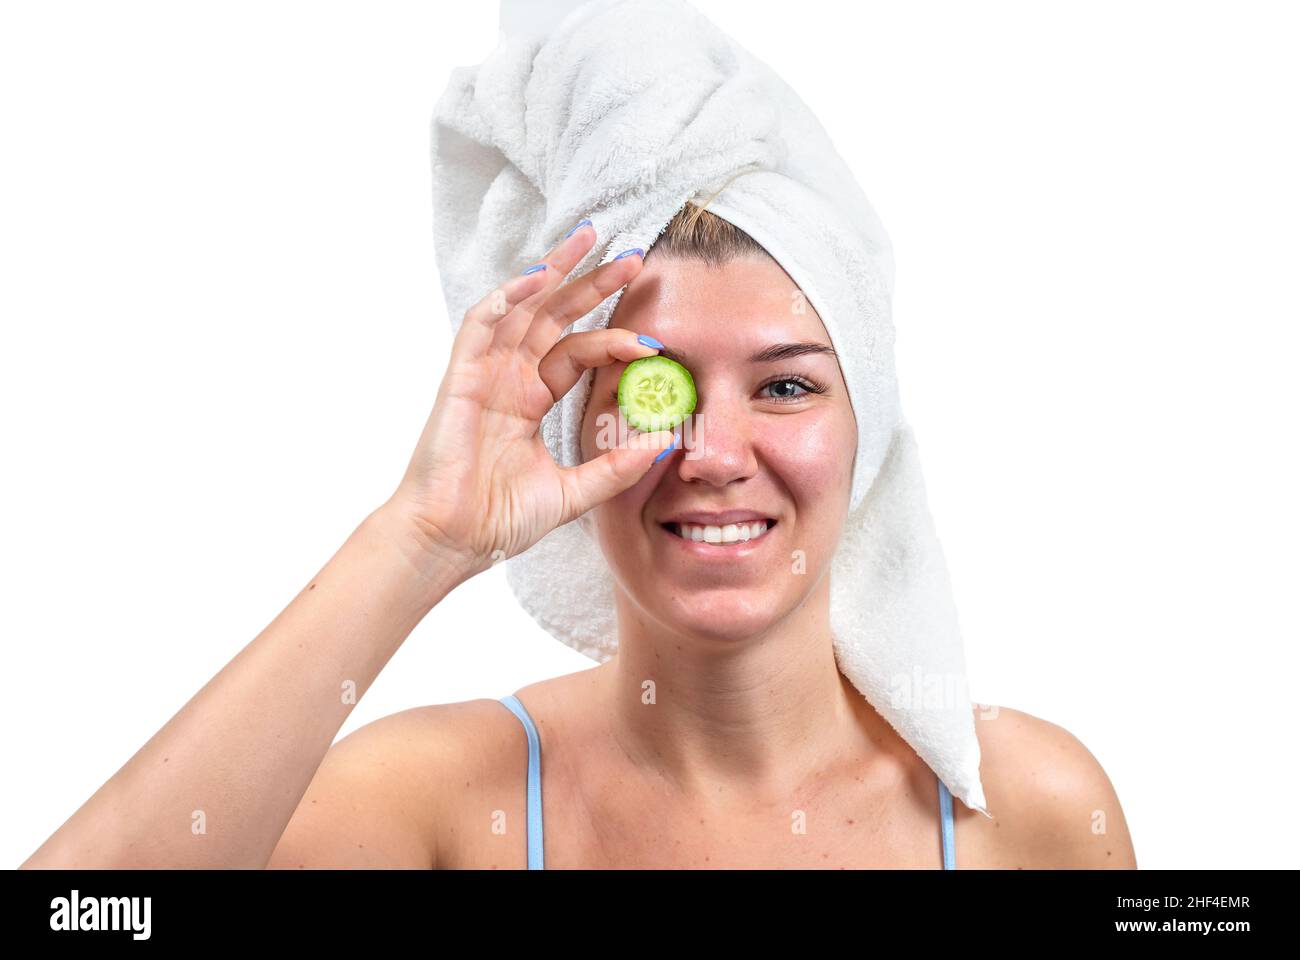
[21,200,1136,870]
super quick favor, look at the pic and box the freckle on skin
[309,583,316,590]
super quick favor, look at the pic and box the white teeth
[673,520,770,544]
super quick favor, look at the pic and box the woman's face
[579,253,858,644]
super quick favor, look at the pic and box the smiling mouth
[659,519,777,545]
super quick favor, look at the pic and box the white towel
[431,0,990,817]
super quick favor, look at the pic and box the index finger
[482,219,603,357]
[518,246,646,361]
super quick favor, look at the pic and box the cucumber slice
[617,355,697,433]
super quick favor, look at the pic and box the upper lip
[660,510,776,526]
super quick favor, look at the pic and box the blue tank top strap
[498,695,544,869]
[937,775,956,869]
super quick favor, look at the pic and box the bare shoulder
[959,704,1137,869]
[266,697,525,870]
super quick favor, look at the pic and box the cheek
[762,410,855,498]
[589,463,656,543]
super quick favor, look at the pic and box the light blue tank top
[499,693,957,869]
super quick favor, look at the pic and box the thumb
[558,429,678,526]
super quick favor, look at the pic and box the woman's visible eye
[759,374,827,404]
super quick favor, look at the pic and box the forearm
[21,506,466,869]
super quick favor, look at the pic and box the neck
[597,571,893,802]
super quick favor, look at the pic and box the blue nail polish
[636,334,664,349]
[653,436,677,464]
[522,263,547,275]
[564,218,592,238]
[614,247,644,261]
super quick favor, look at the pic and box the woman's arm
[19,504,467,869]
[21,221,671,870]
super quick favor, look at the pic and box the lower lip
[658,522,777,560]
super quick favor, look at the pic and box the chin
[651,590,789,644]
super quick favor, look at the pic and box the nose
[672,387,759,488]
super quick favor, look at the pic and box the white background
[3,0,1297,869]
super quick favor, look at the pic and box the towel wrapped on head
[431,0,991,817]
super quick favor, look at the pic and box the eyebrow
[655,341,838,366]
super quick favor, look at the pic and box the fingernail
[652,435,677,464]
[564,218,592,238]
[636,334,664,349]
[522,263,547,275]
[614,247,644,261]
